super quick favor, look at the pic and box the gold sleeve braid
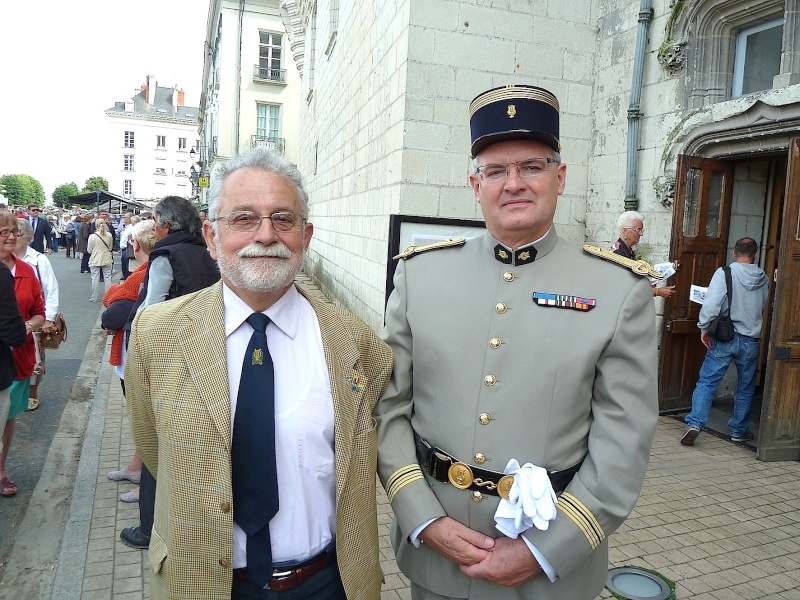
[556,493,605,550]
[386,464,424,503]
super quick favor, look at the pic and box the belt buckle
[271,570,294,581]
[448,462,474,489]
[267,569,297,592]
[497,475,514,500]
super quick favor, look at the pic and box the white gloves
[494,458,558,538]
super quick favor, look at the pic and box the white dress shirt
[21,246,60,321]
[223,283,336,568]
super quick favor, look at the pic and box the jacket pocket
[148,528,168,575]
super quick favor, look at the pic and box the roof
[66,190,151,212]
[104,85,199,124]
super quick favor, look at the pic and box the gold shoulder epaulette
[393,238,467,261]
[582,245,665,280]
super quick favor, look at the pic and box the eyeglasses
[213,211,306,233]
[0,229,20,238]
[476,157,560,182]
[628,227,644,234]
[28,208,40,212]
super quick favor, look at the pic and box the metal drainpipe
[624,0,653,211]
[234,0,245,153]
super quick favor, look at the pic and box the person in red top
[0,211,45,497]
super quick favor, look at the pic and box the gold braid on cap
[582,245,665,280]
[469,86,560,117]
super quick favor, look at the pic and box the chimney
[172,86,178,110]
[177,89,185,107]
[146,75,156,105]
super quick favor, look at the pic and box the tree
[82,176,109,193]
[52,182,80,209]
[0,174,45,206]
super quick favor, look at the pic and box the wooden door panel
[758,138,800,461]
[660,156,733,411]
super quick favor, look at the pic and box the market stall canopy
[67,190,151,213]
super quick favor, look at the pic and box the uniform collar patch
[494,244,537,265]
[533,292,596,311]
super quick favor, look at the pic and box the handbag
[707,266,734,342]
[40,313,68,350]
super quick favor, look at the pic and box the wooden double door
[659,139,800,461]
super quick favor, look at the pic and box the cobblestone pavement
[49,341,800,600]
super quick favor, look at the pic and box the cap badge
[251,348,264,366]
[507,104,516,118]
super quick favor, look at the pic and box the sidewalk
[50,342,800,599]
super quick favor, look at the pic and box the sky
[0,0,210,202]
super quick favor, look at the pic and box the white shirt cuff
[521,535,557,582]
[409,518,438,548]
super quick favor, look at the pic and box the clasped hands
[419,517,541,587]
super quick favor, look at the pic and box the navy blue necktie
[232,313,279,587]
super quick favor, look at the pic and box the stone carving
[654,175,676,208]
[657,39,687,75]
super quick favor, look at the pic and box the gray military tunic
[376,228,658,599]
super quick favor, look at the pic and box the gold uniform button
[484,374,497,386]
[479,413,491,425]
[471,491,483,502]
[219,557,230,568]
[495,303,508,314]
[220,501,231,513]
[489,337,501,349]
[474,452,486,464]
[503,272,515,282]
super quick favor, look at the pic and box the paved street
[3,268,800,599]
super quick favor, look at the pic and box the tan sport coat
[125,281,393,600]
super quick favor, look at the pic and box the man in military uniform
[376,85,659,599]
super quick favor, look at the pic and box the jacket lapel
[175,282,232,448]
[297,284,366,503]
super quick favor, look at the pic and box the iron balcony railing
[253,65,287,84]
[250,136,286,154]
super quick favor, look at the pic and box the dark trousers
[80,252,91,273]
[65,237,76,257]
[231,562,345,600]
[139,463,156,536]
[120,249,130,280]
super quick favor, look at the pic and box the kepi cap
[469,85,560,157]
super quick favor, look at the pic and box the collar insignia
[494,244,537,265]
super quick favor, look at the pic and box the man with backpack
[681,237,770,446]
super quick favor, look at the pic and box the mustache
[236,243,293,259]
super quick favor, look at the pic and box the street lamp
[189,147,196,164]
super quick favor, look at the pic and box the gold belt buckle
[497,475,514,501]
[448,462,474,489]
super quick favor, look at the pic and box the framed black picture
[385,214,486,301]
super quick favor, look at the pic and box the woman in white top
[87,218,113,302]
[14,218,60,411]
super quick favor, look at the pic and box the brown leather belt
[415,434,583,499]
[232,546,336,592]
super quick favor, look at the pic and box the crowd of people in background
[0,203,155,499]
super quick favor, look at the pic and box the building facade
[198,0,302,203]
[105,76,201,205]
[281,0,800,460]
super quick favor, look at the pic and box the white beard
[215,239,304,293]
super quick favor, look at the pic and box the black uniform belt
[415,434,583,500]
[232,545,336,592]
